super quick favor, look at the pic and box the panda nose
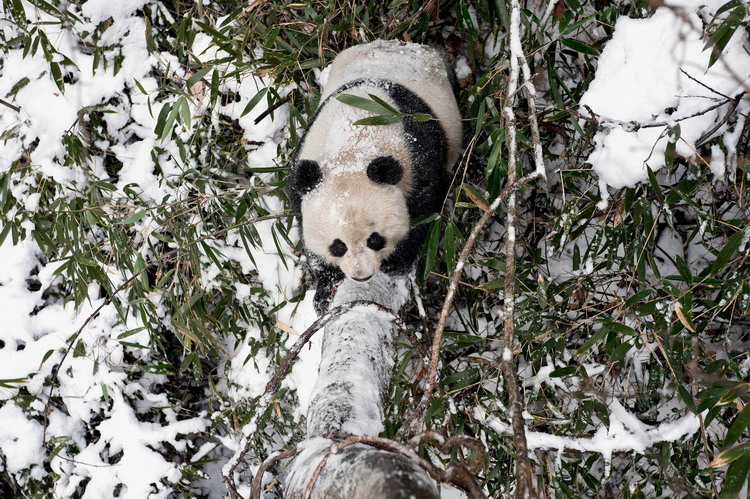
[352,275,372,282]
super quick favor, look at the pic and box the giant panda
[287,40,462,315]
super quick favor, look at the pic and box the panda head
[295,156,410,282]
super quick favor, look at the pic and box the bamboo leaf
[186,66,212,89]
[353,114,404,126]
[711,228,744,275]
[561,38,599,55]
[241,87,268,117]
[123,210,147,224]
[725,404,750,448]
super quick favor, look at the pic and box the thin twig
[696,93,744,146]
[399,319,430,366]
[514,34,546,178]
[250,446,298,499]
[0,98,21,112]
[679,69,733,101]
[254,94,292,125]
[575,93,745,132]
[396,173,540,440]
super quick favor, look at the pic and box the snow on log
[284,273,439,498]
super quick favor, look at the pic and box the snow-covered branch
[283,274,441,498]
[474,399,703,476]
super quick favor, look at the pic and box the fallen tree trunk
[284,273,439,498]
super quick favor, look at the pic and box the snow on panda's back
[289,40,462,314]
[321,40,462,168]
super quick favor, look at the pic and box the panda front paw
[313,279,339,316]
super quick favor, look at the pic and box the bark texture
[284,273,438,498]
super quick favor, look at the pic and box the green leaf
[725,404,750,448]
[0,377,27,389]
[119,341,149,350]
[50,61,64,92]
[40,349,55,368]
[576,329,607,355]
[677,385,697,412]
[646,166,665,205]
[711,228,744,275]
[462,184,490,211]
[422,219,441,281]
[154,102,172,138]
[180,352,198,373]
[353,114,404,126]
[665,124,680,168]
[706,4,745,69]
[93,180,117,191]
[186,66,212,89]
[0,222,12,247]
[444,222,459,271]
[561,38,599,55]
[411,212,440,227]
[73,339,85,358]
[123,210,147,224]
[134,255,149,291]
[367,93,399,114]
[478,278,504,291]
[712,442,750,468]
[45,436,71,463]
[412,113,432,122]
[337,93,395,115]
[241,87,268,117]
[7,76,30,98]
[159,103,180,141]
[474,99,486,138]
[210,69,219,104]
[720,452,750,498]
[117,327,147,340]
[549,366,577,378]
[561,14,596,35]
[133,78,148,95]
[151,232,174,243]
[179,96,191,129]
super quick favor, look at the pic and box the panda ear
[293,160,323,194]
[367,156,403,185]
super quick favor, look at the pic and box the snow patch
[580,5,750,197]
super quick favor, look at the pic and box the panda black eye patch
[294,160,323,194]
[329,238,347,257]
[366,156,403,185]
[367,232,386,251]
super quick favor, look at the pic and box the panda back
[323,40,462,169]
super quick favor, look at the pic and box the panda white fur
[288,40,462,314]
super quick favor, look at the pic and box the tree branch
[283,274,447,498]
[0,98,21,113]
[575,92,745,132]
[223,298,406,499]
[499,1,535,496]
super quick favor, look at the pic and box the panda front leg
[306,250,345,316]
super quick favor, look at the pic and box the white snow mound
[580,5,750,200]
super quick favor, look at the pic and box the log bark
[284,273,439,498]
